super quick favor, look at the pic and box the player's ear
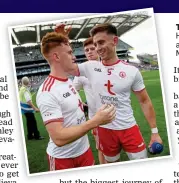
[52,52,60,62]
[113,36,118,46]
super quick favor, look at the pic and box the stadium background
[10,11,169,174]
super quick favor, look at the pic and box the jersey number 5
[107,68,114,75]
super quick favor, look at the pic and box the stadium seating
[14,40,158,91]
[13,40,131,62]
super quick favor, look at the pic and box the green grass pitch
[21,70,170,174]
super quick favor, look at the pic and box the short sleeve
[36,93,64,126]
[73,77,83,91]
[24,91,31,102]
[78,61,99,81]
[131,69,145,92]
[78,62,88,77]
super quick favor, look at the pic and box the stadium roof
[10,12,150,46]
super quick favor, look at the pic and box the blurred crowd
[130,62,159,71]
[17,74,75,92]
[18,75,48,92]
[14,45,44,62]
[17,62,158,93]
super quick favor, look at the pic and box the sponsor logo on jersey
[77,115,86,124]
[94,68,102,72]
[104,80,116,95]
[119,71,126,78]
[99,94,120,107]
[63,92,71,98]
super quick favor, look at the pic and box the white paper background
[0,12,178,182]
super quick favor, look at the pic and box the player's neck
[50,66,68,80]
[103,55,119,65]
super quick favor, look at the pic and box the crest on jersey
[119,71,126,78]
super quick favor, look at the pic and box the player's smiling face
[93,31,118,61]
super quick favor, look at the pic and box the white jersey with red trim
[36,75,89,158]
[73,76,96,119]
[78,60,145,130]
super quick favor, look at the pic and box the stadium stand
[15,38,133,92]
[11,11,156,91]
[14,39,132,62]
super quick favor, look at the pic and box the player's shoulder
[36,87,53,106]
[37,81,53,100]
[37,76,62,100]
[119,60,139,71]
[84,60,100,66]
[74,75,88,81]
[87,60,100,63]
[73,76,89,87]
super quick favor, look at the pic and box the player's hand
[148,133,163,147]
[54,24,72,37]
[92,104,116,126]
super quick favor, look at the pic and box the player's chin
[101,56,107,60]
[87,56,94,60]
[99,53,106,59]
[65,64,75,73]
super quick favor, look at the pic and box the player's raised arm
[54,24,92,77]
[132,70,162,147]
[63,56,92,77]
[54,24,72,37]
[73,77,83,91]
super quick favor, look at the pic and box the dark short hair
[83,37,93,47]
[90,23,117,37]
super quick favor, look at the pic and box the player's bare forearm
[46,104,115,147]
[140,99,157,128]
[60,119,99,146]
[134,89,157,128]
[46,119,97,147]
[134,89,162,146]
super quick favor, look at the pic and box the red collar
[49,75,68,82]
[102,60,121,66]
